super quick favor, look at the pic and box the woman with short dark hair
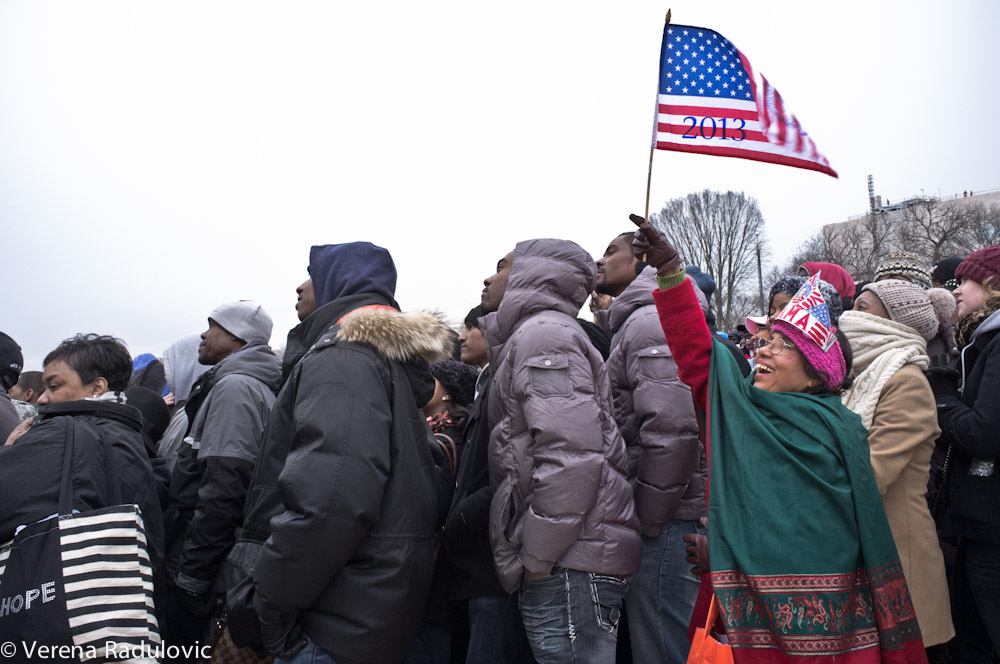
[0,333,165,604]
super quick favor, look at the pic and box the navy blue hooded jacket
[309,242,397,309]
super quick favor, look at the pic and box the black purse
[927,443,952,524]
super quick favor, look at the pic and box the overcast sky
[3,1,998,370]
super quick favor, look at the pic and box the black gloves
[925,354,960,401]
[179,589,220,619]
[259,616,307,659]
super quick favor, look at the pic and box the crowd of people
[0,233,997,664]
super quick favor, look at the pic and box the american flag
[653,24,837,178]
[775,272,837,351]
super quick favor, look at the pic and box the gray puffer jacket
[167,342,282,594]
[601,267,707,537]
[481,239,641,593]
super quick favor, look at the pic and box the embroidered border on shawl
[710,562,921,656]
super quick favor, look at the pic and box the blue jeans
[277,634,337,664]
[949,540,1000,663]
[518,568,629,664]
[467,595,536,664]
[623,519,703,664]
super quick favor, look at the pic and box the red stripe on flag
[658,104,759,121]
[655,141,838,177]
[772,85,787,144]
[741,52,769,131]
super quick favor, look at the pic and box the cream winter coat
[865,364,954,646]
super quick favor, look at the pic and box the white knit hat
[861,281,938,341]
[208,300,273,346]
[926,288,957,323]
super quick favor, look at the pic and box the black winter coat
[0,400,166,593]
[937,310,1000,544]
[226,293,452,664]
[441,366,506,600]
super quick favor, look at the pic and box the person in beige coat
[840,278,955,650]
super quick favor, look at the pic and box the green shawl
[706,339,926,663]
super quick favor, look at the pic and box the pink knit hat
[772,272,847,391]
[770,320,847,392]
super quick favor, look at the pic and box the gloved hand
[225,574,262,650]
[179,589,219,618]
[259,611,307,659]
[924,354,960,400]
[629,214,682,275]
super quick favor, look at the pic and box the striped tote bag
[0,418,161,663]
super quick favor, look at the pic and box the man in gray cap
[163,300,283,657]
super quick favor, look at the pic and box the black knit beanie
[429,360,479,408]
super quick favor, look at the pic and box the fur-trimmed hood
[336,306,454,364]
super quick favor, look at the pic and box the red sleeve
[654,279,722,642]
[651,279,712,412]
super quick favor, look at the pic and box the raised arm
[631,215,713,411]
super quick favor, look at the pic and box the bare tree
[651,189,767,331]
[772,231,823,280]
[965,202,1000,249]
[897,198,973,263]
[785,230,826,269]
[726,292,763,333]
[839,213,897,280]
[807,211,907,282]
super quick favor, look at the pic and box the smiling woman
[752,332,824,393]
[632,216,928,664]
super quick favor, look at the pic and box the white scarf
[840,311,929,429]
[85,391,127,404]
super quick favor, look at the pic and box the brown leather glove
[629,214,681,275]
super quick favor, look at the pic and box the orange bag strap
[705,594,720,630]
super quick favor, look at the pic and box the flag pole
[644,9,670,224]
[642,9,670,223]
[643,150,654,223]
[641,9,670,264]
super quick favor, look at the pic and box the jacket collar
[606,267,658,334]
[972,308,1000,344]
[332,306,453,364]
[283,293,393,382]
[38,399,142,432]
[287,294,451,409]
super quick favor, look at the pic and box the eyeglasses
[758,336,797,355]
